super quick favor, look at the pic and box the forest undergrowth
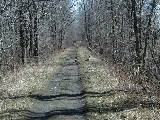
[0,46,160,119]
[0,48,74,119]
[78,47,160,120]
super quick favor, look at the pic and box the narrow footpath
[1,47,159,120]
[26,50,86,120]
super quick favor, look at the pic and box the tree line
[79,0,160,90]
[0,0,75,73]
[1,0,160,91]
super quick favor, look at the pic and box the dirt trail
[1,47,159,120]
[26,50,86,120]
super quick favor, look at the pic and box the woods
[0,0,160,119]
[0,0,160,96]
[78,0,160,91]
[0,0,75,73]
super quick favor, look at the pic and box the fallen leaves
[0,47,75,119]
[77,47,160,120]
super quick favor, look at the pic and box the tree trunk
[131,0,141,64]
[33,2,38,63]
[19,9,25,64]
[29,11,33,60]
[142,0,156,67]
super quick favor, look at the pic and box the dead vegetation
[0,48,74,119]
[78,47,160,120]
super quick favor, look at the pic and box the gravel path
[26,50,86,120]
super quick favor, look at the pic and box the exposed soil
[25,49,86,120]
[0,48,86,120]
[1,47,160,120]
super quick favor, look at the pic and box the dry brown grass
[0,47,74,116]
[78,47,160,120]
